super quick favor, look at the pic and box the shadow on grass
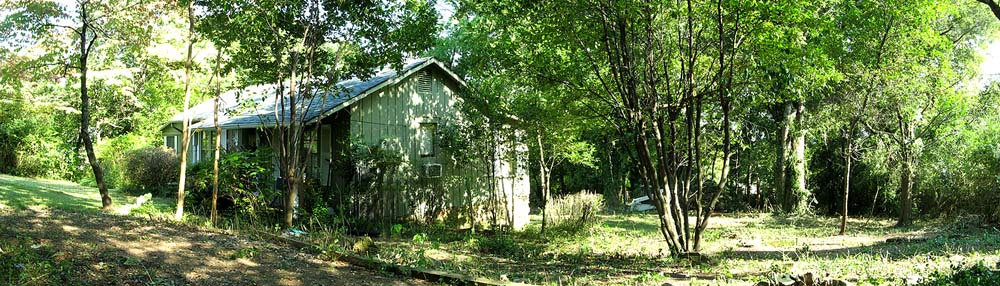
[0,208,417,285]
[760,214,906,233]
[374,220,690,285]
[720,230,1000,262]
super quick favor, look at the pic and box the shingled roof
[165,57,462,130]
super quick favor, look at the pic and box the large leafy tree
[435,7,598,233]
[453,0,756,254]
[866,0,993,226]
[1,0,158,210]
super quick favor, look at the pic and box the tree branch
[978,0,1000,22]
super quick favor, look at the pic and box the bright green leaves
[196,0,439,86]
[0,1,65,46]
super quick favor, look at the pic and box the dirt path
[0,208,432,286]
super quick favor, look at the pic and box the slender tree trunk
[898,149,913,227]
[79,4,112,210]
[211,97,221,224]
[791,100,807,212]
[775,103,791,212]
[537,133,549,234]
[282,48,301,229]
[694,0,733,250]
[840,139,852,235]
[174,2,195,221]
[746,159,754,208]
[210,51,223,224]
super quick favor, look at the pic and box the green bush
[122,146,180,195]
[0,103,76,180]
[186,148,276,217]
[341,142,408,227]
[93,134,152,189]
[918,261,1000,286]
[11,133,73,179]
[547,192,604,231]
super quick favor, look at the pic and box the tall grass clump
[548,192,604,231]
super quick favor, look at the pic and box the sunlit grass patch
[350,212,1000,285]
[0,174,175,217]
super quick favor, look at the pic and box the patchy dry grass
[356,213,1000,286]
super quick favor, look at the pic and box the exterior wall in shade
[349,67,460,169]
[347,66,530,230]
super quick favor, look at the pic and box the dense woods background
[2,0,999,250]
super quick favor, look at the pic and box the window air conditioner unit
[423,163,443,178]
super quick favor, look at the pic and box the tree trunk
[174,2,195,221]
[898,150,913,226]
[537,133,549,234]
[746,162,754,208]
[791,100,807,212]
[840,139,851,235]
[79,5,112,210]
[284,175,299,228]
[775,102,791,212]
[210,51,223,224]
[282,48,301,229]
[211,98,221,224]
[977,0,1000,22]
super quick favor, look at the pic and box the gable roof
[166,57,465,131]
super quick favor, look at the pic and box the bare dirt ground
[0,207,431,286]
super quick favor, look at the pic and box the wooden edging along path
[254,230,535,286]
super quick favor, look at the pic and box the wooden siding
[349,68,460,168]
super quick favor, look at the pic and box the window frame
[164,135,178,151]
[419,122,436,158]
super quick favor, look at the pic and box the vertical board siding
[343,65,530,229]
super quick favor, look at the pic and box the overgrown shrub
[548,192,604,231]
[122,146,180,195]
[186,148,276,218]
[93,134,152,189]
[918,261,1000,286]
[0,103,76,180]
[11,133,72,179]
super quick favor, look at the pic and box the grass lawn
[351,212,1000,285]
[0,174,175,216]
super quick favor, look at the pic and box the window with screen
[419,123,436,157]
[201,131,215,162]
[226,129,239,150]
[165,136,177,151]
[191,132,202,162]
[303,130,318,155]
